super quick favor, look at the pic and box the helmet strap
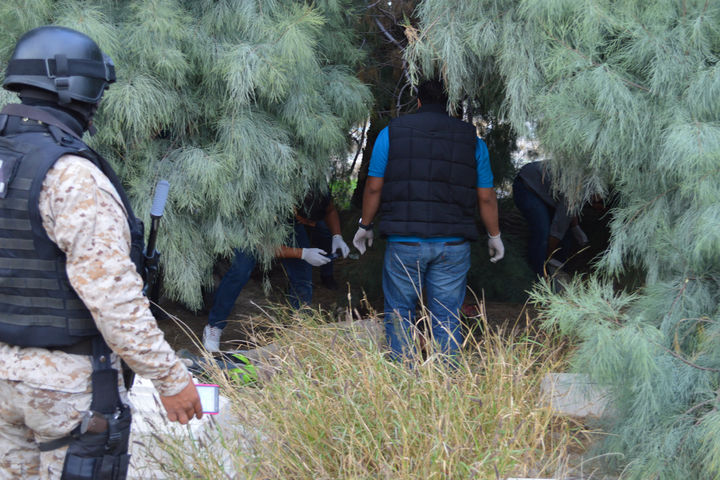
[53,54,72,105]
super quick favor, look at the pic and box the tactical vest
[0,111,144,348]
[379,104,479,240]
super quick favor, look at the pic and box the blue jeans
[207,222,312,330]
[382,241,471,360]
[512,176,572,276]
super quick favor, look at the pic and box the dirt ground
[153,261,535,355]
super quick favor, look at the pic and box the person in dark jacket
[353,78,504,361]
[512,160,589,277]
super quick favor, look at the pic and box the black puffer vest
[0,105,144,348]
[379,103,479,240]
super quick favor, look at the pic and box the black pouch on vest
[61,405,132,480]
[0,149,22,198]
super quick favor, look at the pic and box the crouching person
[0,26,201,479]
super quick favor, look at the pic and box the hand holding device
[301,248,331,266]
[160,377,203,424]
[331,234,350,258]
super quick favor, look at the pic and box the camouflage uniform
[0,155,190,480]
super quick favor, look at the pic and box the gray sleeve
[549,200,572,239]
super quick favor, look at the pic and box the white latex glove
[331,234,350,258]
[301,248,331,267]
[488,233,505,263]
[353,227,374,255]
[546,258,564,275]
[571,225,589,246]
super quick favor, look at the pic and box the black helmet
[3,26,115,105]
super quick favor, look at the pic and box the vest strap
[0,104,82,140]
[37,425,82,452]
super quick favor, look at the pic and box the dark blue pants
[512,176,572,276]
[207,222,312,329]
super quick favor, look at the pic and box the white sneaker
[202,325,223,352]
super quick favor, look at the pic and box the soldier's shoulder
[53,154,104,179]
[48,154,122,203]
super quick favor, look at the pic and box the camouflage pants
[0,379,92,480]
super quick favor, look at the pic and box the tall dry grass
[146,303,579,479]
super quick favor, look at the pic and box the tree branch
[374,16,404,50]
[656,342,720,372]
[348,119,368,174]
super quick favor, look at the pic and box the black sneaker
[321,276,339,290]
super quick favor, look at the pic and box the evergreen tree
[0,0,371,309]
[409,0,720,477]
[349,0,419,210]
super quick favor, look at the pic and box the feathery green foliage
[0,0,371,308]
[410,0,720,477]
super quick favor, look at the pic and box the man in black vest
[0,26,201,479]
[353,79,504,361]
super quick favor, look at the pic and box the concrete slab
[540,373,611,419]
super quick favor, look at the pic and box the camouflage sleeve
[39,155,190,397]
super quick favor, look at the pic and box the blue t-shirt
[368,126,494,243]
